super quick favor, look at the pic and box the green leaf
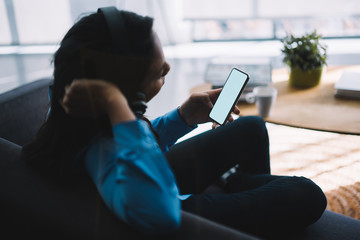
[280,30,327,71]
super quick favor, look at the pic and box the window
[183,0,360,41]
[13,0,72,44]
[1,0,360,94]
[0,0,12,44]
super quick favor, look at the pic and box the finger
[64,85,70,93]
[62,92,85,106]
[68,81,88,94]
[60,101,93,117]
[59,98,72,114]
[61,93,87,110]
[204,96,214,110]
[206,88,222,102]
[205,88,221,95]
[212,122,219,129]
[228,115,234,123]
[232,105,241,115]
[192,93,213,110]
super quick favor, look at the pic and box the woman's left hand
[60,79,136,125]
[178,88,240,127]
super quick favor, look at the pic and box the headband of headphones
[97,7,128,54]
[97,7,147,117]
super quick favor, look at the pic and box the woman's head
[23,8,169,175]
[51,8,168,116]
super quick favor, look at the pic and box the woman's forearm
[105,92,136,126]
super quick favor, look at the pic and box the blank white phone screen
[209,69,248,125]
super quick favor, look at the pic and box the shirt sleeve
[84,120,181,234]
[151,108,197,152]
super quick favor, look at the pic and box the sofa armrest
[290,210,360,240]
[173,211,259,240]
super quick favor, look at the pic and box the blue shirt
[84,109,196,234]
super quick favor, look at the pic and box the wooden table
[192,65,360,135]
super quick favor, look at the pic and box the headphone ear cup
[130,92,147,117]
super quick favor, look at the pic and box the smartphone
[209,68,249,126]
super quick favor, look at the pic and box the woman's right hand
[60,79,136,125]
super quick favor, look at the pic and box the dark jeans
[165,116,327,238]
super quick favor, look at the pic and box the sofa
[1,78,360,239]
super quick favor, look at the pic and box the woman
[23,7,327,237]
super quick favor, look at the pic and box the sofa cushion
[290,210,360,240]
[0,79,50,146]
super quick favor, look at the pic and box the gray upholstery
[1,79,360,239]
[0,78,50,146]
[291,210,360,240]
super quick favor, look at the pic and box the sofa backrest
[0,79,50,146]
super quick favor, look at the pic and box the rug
[326,182,360,220]
[267,123,360,220]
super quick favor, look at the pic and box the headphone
[97,7,147,118]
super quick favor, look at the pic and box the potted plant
[281,30,327,88]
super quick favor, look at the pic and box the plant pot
[289,66,323,88]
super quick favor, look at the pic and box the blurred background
[1,0,360,116]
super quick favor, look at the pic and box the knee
[233,116,268,145]
[234,116,267,135]
[286,176,327,225]
[236,115,265,126]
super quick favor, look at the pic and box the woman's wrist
[104,88,136,126]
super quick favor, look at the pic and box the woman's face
[142,32,170,102]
